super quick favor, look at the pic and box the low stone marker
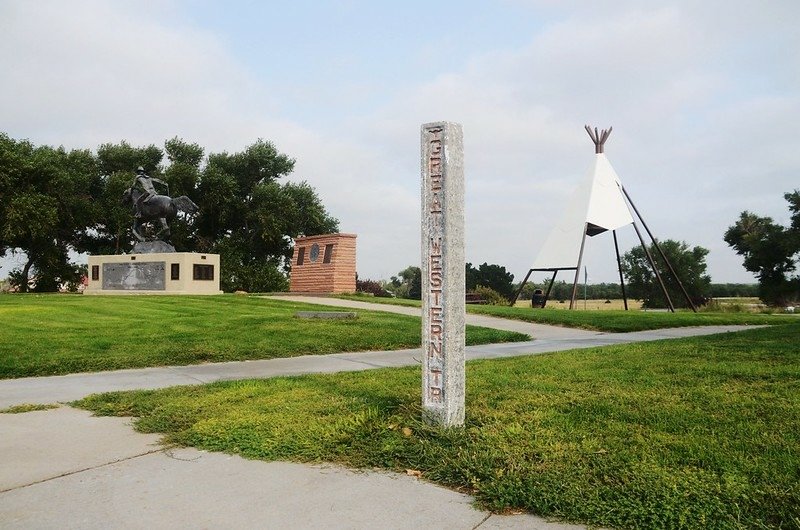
[294,311,358,320]
[420,121,465,428]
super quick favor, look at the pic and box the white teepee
[531,150,633,270]
[514,125,697,313]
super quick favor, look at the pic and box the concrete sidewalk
[268,294,602,339]
[0,407,583,529]
[0,324,756,409]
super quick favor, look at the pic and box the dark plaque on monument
[102,262,167,291]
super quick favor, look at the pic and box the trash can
[531,289,545,308]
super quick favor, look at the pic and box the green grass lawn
[466,305,797,332]
[336,294,796,332]
[335,293,423,307]
[0,403,60,414]
[77,323,800,529]
[0,294,527,379]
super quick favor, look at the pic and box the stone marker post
[420,121,465,427]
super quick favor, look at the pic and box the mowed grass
[0,295,527,379]
[0,403,60,414]
[335,293,422,307]
[76,323,800,529]
[467,305,796,332]
[336,294,796,332]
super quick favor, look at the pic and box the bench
[465,293,488,304]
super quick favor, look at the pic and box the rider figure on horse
[131,167,168,218]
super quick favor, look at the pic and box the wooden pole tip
[585,124,612,154]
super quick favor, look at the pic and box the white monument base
[85,253,222,295]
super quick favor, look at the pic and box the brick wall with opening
[289,233,356,293]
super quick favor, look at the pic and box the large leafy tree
[1,133,338,293]
[621,240,711,308]
[85,138,202,254]
[161,137,203,252]
[144,138,338,291]
[196,140,338,292]
[392,262,516,301]
[78,141,165,255]
[390,266,422,300]
[724,191,800,305]
[0,134,100,291]
[466,262,515,300]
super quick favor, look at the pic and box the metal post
[584,266,587,310]
[632,220,675,312]
[570,224,589,310]
[509,269,533,306]
[542,270,558,308]
[613,230,629,310]
[622,186,697,312]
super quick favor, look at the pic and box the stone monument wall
[85,253,222,295]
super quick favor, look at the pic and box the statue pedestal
[85,253,222,295]
[132,240,176,253]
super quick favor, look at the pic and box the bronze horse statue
[122,188,199,242]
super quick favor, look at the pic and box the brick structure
[289,233,356,293]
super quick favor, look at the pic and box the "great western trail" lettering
[421,121,465,427]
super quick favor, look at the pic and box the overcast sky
[2,0,798,284]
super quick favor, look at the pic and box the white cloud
[0,0,420,279]
[0,0,279,149]
[348,1,799,283]
[2,0,797,286]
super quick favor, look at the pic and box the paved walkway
[0,297,762,529]
[0,325,753,409]
[270,295,601,339]
[1,407,584,529]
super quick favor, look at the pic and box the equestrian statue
[122,166,199,243]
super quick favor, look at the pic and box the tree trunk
[20,256,34,293]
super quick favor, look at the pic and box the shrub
[699,299,771,314]
[472,285,509,306]
[700,300,740,313]
[356,279,393,298]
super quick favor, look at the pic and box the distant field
[468,305,795,332]
[338,294,644,310]
[337,294,794,332]
[716,297,761,304]
[708,297,767,311]
[517,296,770,312]
[514,298,643,310]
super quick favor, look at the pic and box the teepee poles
[510,269,534,306]
[569,223,589,309]
[631,220,675,312]
[509,268,560,307]
[585,125,612,154]
[520,125,697,312]
[542,270,558,308]
[613,230,629,310]
[620,186,698,313]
